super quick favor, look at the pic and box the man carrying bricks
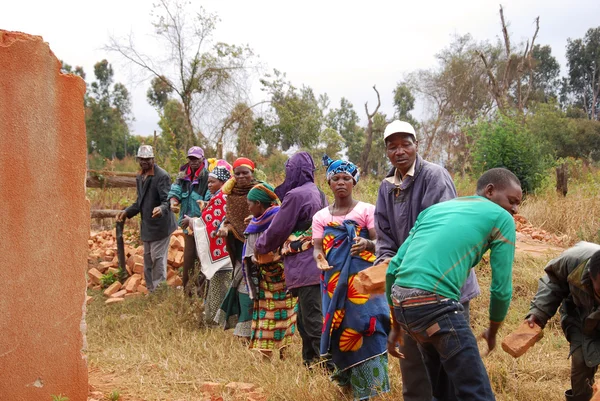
[117,145,177,292]
[526,242,600,401]
[386,168,522,400]
[374,120,480,401]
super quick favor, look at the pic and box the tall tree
[324,98,364,163]
[258,70,324,151]
[392,83,418,125]
[407,34,492,164]
[476,5,540,113]
[107,0,254,149]
[563,27,600,120]
[529,44,561,102]
[85,60,133,159]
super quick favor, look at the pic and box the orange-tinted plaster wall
[0,30,89,400]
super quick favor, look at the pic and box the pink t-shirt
[312,201,375,239]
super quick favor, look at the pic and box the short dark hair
[589,250,600,279]
[476,168,521,195]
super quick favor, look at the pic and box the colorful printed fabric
[250,261,298,351]
[243,206,298,351]
[322,155,360,183]
[280,227,313,256]
[193,190,230,280]
[332,353,390,401]
[244,206,280,299]
[320,220,390,373]
[233,157,255,171]
[207,158,233,173]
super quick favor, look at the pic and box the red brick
[86,296,93,305]
[170,235,184,251]
[87,268,103,285]
[167,268,177,280]
[167,275,183,287]
[125,274,142,293]
[97,261,114,273]
[355,262,388,294]
[501,320,544,358]
[225,382,257,394]
[105,298,125,305]
[172,251,184,268]
[110,289,127,299]
[137,285,149,295]
[124,292,142,298]
[103,281,122,297]
[200,382,224,395]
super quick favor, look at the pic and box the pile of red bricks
[87,228,188,305]
[514,214,569,246]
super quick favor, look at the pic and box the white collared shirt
[385,160,416,186]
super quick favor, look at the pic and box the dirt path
[515,232,565,257]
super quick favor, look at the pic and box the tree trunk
[87,173,136,188]
[90,209,122,219]
[556,163,568,197]
[360,86,381,176]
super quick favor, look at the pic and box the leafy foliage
[562,27,600,120]
[100,270,119,289]
[469,114,551,193]
[85,60,134,159]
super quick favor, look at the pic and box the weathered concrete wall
[0,31,89,400]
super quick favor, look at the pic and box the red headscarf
[233,157,255,171]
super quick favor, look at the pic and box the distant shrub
[469,114,552,193]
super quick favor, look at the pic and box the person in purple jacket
[375,120,481,401]
[255,152,327,367]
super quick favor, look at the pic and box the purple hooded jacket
[375,154,480,303]
[255,152,326,289]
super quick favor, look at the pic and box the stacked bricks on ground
[501,320,544,358]
[0,31,88,400]
[87,228,186,304]
[354,214,567,296]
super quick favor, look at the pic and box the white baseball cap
[137,145,154,158]
[383,120,417,141]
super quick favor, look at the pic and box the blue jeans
[393,298,495,401]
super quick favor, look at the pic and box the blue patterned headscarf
[322,155,360,183]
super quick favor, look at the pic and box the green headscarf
[247,183,280,205]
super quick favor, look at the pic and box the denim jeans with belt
[392,286,495,401]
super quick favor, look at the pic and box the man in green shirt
[386,168,522,401]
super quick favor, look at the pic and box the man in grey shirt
[374,120,480,401]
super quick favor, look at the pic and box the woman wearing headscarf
[215,157,259,338]
[254,152,328,368]
[244,183,297,356]
[189,165,234,324]
[312,156,391,401]
[168,146,210,297]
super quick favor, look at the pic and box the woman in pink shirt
[312,156,391,401]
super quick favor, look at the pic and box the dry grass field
[86,251,571,401]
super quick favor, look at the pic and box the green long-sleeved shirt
[386,196,516,322]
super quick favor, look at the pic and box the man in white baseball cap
[375,120,480,400]
[118,145,177,291]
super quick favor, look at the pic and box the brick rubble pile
[87,228,186,305]
[514,214,569,247]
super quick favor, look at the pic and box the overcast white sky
[2,0,599,139]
